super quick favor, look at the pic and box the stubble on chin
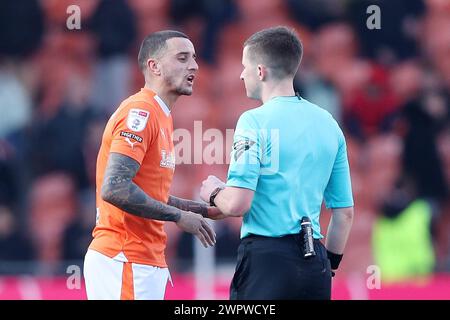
[165,75,193,96]
[177,86,193,96]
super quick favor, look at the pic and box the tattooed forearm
[168,196,208,218]
[101,153,182,222]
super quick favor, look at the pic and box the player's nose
[189,58,199,71]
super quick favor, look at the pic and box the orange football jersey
[89,88,176,267]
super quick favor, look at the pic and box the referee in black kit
[200,26,354,299]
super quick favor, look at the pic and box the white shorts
[83,249,171,300]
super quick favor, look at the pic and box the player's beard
[166,74,193,96]
[176,84,193,96]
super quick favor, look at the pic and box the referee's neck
[260,80,295,104]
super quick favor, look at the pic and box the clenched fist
[200,175,226,204]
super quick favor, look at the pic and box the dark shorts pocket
[230,242,250,296]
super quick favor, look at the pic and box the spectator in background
[286,0,347,31]
[297,22,401,140]
[372,177,436,282]
[28,173,77,273]
[390,62,449,204]
[62,112,108,262]
[389,60,424,107]
[10,92,97,190]
[0,142,19,208]
[0,0,44,59]
[400,86,449,204]
[81,112,109,187]
[347,0,425,64]
[0,205,34,270]
[0,64,32,139]
[9,44,102,191]
[0,140,28,253]
[88,0,137,113]
[295,22,358,124]
[63,190,96,262]
[169,0,238,65]
[421,8,450,92]
[0,0,43,140]
[344,63,400,141]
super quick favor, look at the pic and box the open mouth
[186,74,195,84]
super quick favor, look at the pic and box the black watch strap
[209,187,224,207]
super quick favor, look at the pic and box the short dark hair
[243,26,303,78]
[138,30,189,71]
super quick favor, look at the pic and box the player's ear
[147,58,161,76]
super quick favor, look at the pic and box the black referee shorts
[230,234,332,300]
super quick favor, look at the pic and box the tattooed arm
[101,152,182,222]
[101,152,216,247]
[168,196,227,220]
[167,196,208,218]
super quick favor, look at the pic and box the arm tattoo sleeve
[168,195,208,218]
[101,152,181,222]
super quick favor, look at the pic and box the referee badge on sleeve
[233,138,256,161]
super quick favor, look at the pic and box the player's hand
[206,207,227,220]
[176,211,216,247]
[200,175,226,203]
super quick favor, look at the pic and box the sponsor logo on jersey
[120,131,143,143]
[160,149,175,170]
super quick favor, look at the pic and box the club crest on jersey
[127,109,149,132]
[160,149,175,170]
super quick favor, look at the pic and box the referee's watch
[209,186,224,207]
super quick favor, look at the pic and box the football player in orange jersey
[84,30,219,300]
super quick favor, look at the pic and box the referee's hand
[200,175,226,203]
[327,250,343,278]
[176,211,216,248]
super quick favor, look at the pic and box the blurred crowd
[0,0,449,281]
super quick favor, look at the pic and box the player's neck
[144,83,177,110]
[261,80,295,104]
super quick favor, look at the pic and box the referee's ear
[257,65,268,81]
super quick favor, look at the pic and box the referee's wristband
[327,250,343,270]
[209,186,224,207]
